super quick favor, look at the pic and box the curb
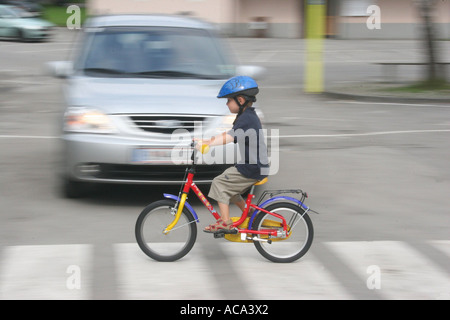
[323,81,450,104]
[322,90,450,104]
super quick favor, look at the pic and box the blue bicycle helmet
[217,76,259,99]
[217,76,259,124]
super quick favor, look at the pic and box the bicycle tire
[135,199,197,262]
[252,202,313,263]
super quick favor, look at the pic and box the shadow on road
[64,183,210,208]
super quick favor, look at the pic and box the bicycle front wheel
[252,202,313,263]
[135,199,197,262]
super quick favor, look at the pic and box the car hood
[64,77,230,116]
[10,17,54,28]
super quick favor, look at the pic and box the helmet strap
[233,96,251,125]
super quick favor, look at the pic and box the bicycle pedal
[212,228,238,236]
[213,232,225,239]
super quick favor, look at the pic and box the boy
[197,76,269,233]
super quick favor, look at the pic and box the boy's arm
[198,132,234,147]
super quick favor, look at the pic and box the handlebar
[190,139,210,163]
[190,140,210,153]
[199,143,210,154]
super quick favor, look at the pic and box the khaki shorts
[208,166,258,205]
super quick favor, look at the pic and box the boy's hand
[193,138,210,153]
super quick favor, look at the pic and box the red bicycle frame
[182,171,288,237]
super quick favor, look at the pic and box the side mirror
[235,65,266,80]
[45,61,74,79]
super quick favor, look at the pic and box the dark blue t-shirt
[228,107,269,180]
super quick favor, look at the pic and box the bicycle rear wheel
[252,202,313,263]
[135,199,197,262]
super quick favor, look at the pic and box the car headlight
[23,25,42,30]
[64,107,117,133]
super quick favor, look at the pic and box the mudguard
[248,196,309,230]
[163,193,200,222]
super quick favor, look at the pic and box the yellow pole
[304,0,326,93]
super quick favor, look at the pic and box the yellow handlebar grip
[200,143,210,154]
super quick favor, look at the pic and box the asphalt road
[0,29,449,300]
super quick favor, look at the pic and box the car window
[0,5,27,18]
[0,7,13,18]
[77,27,235,79]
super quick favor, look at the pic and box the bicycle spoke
[252,202,313,263]
[135,200,197,262]
[165,219,198,233]
[287,208,308,233]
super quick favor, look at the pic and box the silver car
[49,15,264,197]
[0,4,53,41]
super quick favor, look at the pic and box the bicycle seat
[254,177,268,186]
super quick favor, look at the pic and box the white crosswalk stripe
[324,241,450,300]
[114,243,223,300]
[0,244,92,300]
[0,241,448,300]
[220,242,353,300]
[430,240,450,258]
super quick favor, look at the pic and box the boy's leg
[204,201,233,232]
[206,167,257,232]
[234,200,245,213]
[232,197,254,215]
[218,202,231,222]
[218,199,252,222]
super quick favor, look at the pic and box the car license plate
[131,147,191,164]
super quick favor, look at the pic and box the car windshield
[0,6,33,18]
[76,26,235,79]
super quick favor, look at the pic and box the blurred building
[88,0,450,39]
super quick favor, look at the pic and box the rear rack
[256,189,320,214]
[256,189,308,206]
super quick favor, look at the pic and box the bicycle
[135,140,316,263]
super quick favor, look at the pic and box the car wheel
[15,29,25,42]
